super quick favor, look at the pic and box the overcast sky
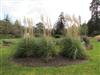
[0,0,92,24]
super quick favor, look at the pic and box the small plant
[81,35,93,50]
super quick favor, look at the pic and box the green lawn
[0,38,100,75]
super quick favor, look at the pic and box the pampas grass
[22,14,81,40]
[65,15,81,40]
[23,17,34,40]
[41,15,46,37]
[46,17,52,37]
[40,15,52,37]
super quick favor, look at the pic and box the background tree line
[0,0,100,38]
[0,15,24,37]
[0,14,88,38]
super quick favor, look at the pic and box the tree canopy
[87,0,100,36]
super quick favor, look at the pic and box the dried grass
[41,15,46,37]
[95,35,100,41]
[65,15,81,40]
[23,17,34,39]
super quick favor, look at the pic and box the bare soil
[12,56,87,67]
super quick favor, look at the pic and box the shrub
[32,37,51,58]
[61,37,86,59]
[81,36,93,50]
[14,37,60,61]
[80,23,88,35]
[31,37,60,60]
[14,36,87,60]
[14,38,34,58]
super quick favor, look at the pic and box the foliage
[2,39,13,46]
[14,17,35,57]
[14,15,86,60]
[14,37,60,61]
[0,18,12,34]
[12,20,23,37]
[14,38,33,57]
[61,37,86,59]
[34,22,45,37]
[81,35,93,50]
[52,12,65,37]
[87,0,100,36]
[87,18,100,36]
[0,38,100,75]
[0,34,14,39]
[80,23,88,35]
[0,14,88,62]
[0,15,23,37]
[64,14,81,40]
[32,37,58,59]
[15,35,87,60]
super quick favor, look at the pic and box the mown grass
[0,34,14,39]
[0,38,100,75]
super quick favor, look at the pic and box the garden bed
[12,56,87,67]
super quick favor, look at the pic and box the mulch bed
[12,56,88,67]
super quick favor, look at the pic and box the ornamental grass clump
[61,15,87,59]
[61,37,86,59]
[65,15,81,39]
[14,17,61,61]
[30,37,60,60]
[14,18,34,58]
[14,37,61,61]
[14,38,34,57]
[14,14,87,61]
